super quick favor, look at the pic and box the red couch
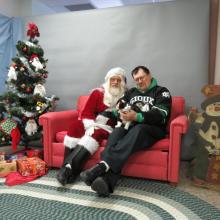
[39,96,188,185]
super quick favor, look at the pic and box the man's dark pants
[101,124,166,192]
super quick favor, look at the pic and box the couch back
[77,95,89,119]
[77,95,185,127]
[169,96,185,121]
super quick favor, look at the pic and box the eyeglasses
[133,75,146,82]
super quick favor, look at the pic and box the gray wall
[24,0,209,111]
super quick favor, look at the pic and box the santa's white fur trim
[78,135,99,154]
[105,67,126,82]
[64,135,80,149]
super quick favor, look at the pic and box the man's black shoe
[80,163,106,186]
[91,176,110,197]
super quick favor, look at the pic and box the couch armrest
[39,110,79,165]
[168,115,189,183]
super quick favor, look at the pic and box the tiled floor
[178,161,220,209]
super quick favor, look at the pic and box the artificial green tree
[0,23,58,149]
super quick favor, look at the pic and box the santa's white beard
[109,87,122,96]
[103,83,125,108]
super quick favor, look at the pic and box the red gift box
[17,157,47,177]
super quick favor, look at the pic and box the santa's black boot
[57,145,91,185]
[80,162,107,186]
[70,145,91,176]
[56,146,72,186]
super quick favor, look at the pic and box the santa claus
[57,67,127,185]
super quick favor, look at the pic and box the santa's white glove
[82,119,95,129]
[95,115,109,125]
[85,127,95,136]
[83,119,95,136]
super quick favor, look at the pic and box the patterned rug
[0,169,220,220]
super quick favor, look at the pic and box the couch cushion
[151,138,169,151]
[56,131,107,148]
[56,131,169,151]
[56,131,67,143]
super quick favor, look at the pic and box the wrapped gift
[0,160,17,177]
[206,155,220,185]
[0,152,5,161]
[17,157,47,177]
[6,151,27,160]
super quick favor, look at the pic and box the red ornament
[26,87,32,93]
[23,47,28,52]
[27,23,40,39]
[12,63,17,68]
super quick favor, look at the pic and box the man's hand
[120,110,137,122]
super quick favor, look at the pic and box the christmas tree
[0,23,58,150]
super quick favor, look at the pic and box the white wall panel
[24,0,209,110]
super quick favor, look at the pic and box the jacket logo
[162,92,170,98]
[130,96,154,105]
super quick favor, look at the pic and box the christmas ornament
[29,54,43,71]
[0,118,21,150]
[22,116,27,121]
[7,66,17,81]
[36,101,48,113]
[20,67,25,72]
[21,84,26,88]
[21,109,35,117]
[25,41,36,47]
[26,87,32,93]
[33,84,46,97]
[25,119,38,136]
[23,47,28,53]
[27,23,40,39]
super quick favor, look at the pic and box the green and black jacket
[119,78,172,132]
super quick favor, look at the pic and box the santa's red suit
[57,67,127,186]
[64,88,117,154]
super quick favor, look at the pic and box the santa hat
[105,67,126,83]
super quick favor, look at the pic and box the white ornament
[21,109,35,117]
[25,119,38,136]
[30,57,43,71]
[33,84,46,97]
[7,66,17,81]
[25,41,36,47]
